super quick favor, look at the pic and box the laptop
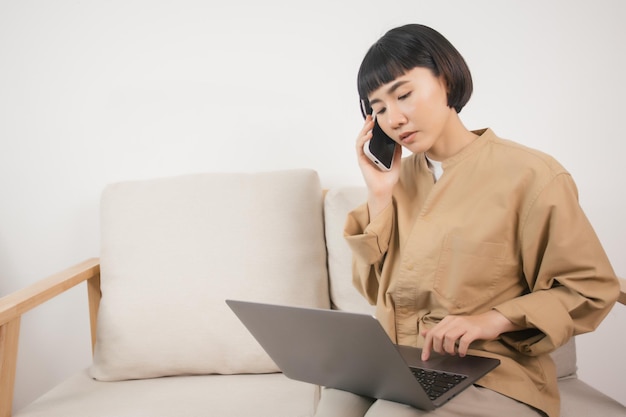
[226,300,500,411]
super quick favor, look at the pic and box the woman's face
[367,66,455,156]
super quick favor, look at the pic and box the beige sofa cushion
[15,370,319,417]
[324,187,374,315]
[91,170,330,381]
[558,378,626,417]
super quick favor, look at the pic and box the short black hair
[357,24,473,113]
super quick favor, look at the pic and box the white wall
[1,0,624,411]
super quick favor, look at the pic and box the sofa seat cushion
[16,370,625,417]
[14,370,319,417]
[558,377,625,417]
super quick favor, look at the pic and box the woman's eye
[399,92,411,100]
[375,107,387,115]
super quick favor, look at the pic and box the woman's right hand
[356,115,402,220]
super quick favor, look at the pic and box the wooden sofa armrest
[0,258,100,417]
[619,277,626,305]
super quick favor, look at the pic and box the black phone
[360,99,397,171]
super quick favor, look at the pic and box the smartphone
[360,99,397,171]
[363,120,397,171]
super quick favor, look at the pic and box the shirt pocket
[433,234,506,312]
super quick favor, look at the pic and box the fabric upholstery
[15,370,319,417]
[91,170,330,381]
[559,378,626,417]
[551,338,577,379]
[324,187,374,315]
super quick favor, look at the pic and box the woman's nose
[385,106,407,129]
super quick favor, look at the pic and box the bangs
[357,41,437,101]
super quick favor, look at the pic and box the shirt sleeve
[494,173,620,356]
[343,201,395,304]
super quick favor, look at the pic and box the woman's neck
[426,113,477,161]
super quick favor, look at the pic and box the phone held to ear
[360,99,397,172]
[364,120,396,171]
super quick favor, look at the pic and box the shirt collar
[439,128,494,169]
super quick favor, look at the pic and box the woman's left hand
[420,310,523,361]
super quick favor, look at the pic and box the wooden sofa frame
[1,258,625,417]
[0,259,100,417]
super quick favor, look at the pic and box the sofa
[1,169,625,417]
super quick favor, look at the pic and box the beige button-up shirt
[345,128,619,417]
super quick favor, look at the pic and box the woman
[314,24,619,417]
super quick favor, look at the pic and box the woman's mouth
[399,131,416,143]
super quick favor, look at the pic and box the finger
[421,319,449,360]
[432,332,445,355]
[357,119,374,141]
[356,129,373,156]
[427,329,447,357]
[358,115,374,135]
[443,336,457,356]
[421,330,432,361]
[443,327,467,356]
[457,333,475,357]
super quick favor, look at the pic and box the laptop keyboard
[410,368,468,400]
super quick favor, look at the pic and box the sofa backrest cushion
[323,186,576,379]
[324,187,375,315]
[90,170,330,381]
